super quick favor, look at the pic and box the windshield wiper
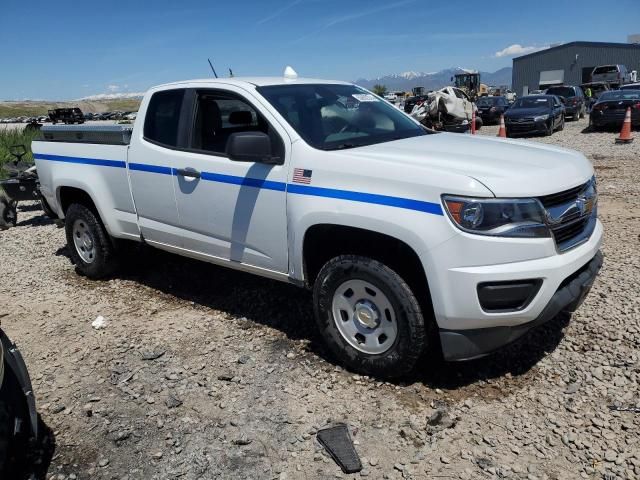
[325,143,359,151]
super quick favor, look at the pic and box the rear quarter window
[144,89,186,147]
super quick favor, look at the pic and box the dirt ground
[0,118,639,480]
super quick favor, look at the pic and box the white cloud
[494,44,548,58]
[107,84,120,92]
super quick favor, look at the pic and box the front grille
[552,217,590,244]
[538,183,586,207]
[537,180,596,252]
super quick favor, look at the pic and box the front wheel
[558,115,565,131]
[313,255,427,378]
[65,203,117,279]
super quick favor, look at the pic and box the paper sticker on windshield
[352,93,379,102]
[536,98,547,102]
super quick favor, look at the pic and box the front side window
[190,90,283,158]
[257,83,428,151]
[144,89,185,147]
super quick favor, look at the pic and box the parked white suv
[32,74,603,377]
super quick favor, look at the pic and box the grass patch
[0,128,40,179]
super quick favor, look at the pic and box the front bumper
[0,329,38,439]
[439,250,603,361]
[505,119,548,134]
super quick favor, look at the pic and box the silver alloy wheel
[331,279,398,354]
[72,219,96,264]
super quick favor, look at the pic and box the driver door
[170,87,290,274]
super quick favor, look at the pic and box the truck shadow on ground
[72,244,570,390]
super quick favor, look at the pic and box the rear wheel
[65,203,117,279]
[313,255,427,378]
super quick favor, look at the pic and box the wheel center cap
[354,301,379,329]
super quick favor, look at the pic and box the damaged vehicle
[410,86,482,132]
[0,326,39,475]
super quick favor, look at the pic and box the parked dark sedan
[589,89,640,129]
[475,96,510,123]
[545,85,586,120]
[504,95,565,137]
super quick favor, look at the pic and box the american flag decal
[293,168,312,184]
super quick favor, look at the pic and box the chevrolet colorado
[32,74,603,377]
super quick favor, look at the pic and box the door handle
[176,168,201,179]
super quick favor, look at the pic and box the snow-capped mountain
[354,67,512,92]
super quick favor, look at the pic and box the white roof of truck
[158,77,352,89]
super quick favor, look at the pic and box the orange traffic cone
[497,114,507,138]
[471,109,477,135]
[615,107,634,144]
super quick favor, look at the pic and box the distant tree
[372,84,388,96]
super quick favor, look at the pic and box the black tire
[313,255,427,378]
[0,193,17,230]
[65,203,117,279]
[474,116,483,131]
[0,397,10,476]
[545,121,553,136]
[557,115,565,131]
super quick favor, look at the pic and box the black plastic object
[316,424,362,474]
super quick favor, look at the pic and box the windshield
[599,90,640,101]
[511,97,551,108]
[593,66,618,74]
[257,84,428,150]
[546,87,574,98]
[476,97,501,106]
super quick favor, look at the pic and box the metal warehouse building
[512,41,640,97]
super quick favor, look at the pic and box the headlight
[442,196,550,238]
[534,114,549,121]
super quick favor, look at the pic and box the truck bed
[32,130,140,241]
[39,125,133,145]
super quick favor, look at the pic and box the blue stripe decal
[288,184,444,215]
[34,153,125,169]
[129,162,173,175]
[198,171,287,192]
[34,153,443,215]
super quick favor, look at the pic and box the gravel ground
[1,117,639,480]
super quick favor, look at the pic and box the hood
[505,107,549,118]
[345,133,593,197]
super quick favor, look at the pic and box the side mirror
[226,132,280,164]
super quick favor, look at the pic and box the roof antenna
[284,66,298,80]
[208,58,219,78]
[229,68,234,77]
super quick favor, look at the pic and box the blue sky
[2,0,639,100]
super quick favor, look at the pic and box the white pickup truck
[33,73,603,377]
